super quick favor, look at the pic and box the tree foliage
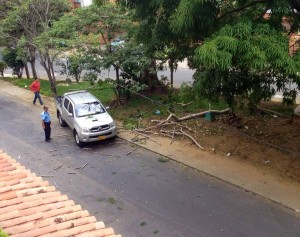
[49,2,152,99]
[0,0,71,94]
[191,15,300,111]
[119,0,192,88]
[122,0,300,110]
[2,48,24,78]
[57,53,86,82]
[0,60,7,77]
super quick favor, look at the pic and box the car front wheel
[74,130,84,147]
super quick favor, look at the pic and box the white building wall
[81,0,92,7]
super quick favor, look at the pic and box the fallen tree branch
[257,106,289,117]
[180,128,204,150]
[167,122,194,131]
[137,109,229,149]
[132,130,161,146]
[177,101,193,107]
[138,117,142,128]
[74,163,87,170]
[150,108,230,126]
[126,147,138,155]
[170,127,176,145]
[174,108,230,122]
[160,129,204,150]
[132,137,147,142]
[54,181,59,189]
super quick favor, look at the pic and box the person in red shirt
[29,78,43,105]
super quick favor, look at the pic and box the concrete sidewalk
[0,79,299,212]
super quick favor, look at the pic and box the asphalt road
[0,91,300,237]
[4,58,299,103]
[3,58,194,87]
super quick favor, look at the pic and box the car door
[66,102,75,130]
[62,98,72,127]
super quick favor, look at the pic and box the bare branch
[218,0,268,20]
[132,130,161,146]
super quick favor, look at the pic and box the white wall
[81,0,92,7]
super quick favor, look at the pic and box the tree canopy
[0,0,299,108]
[0,0,71,94]
[120,0,300,110]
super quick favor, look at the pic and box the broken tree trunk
[171,108,231,122]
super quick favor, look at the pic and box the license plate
[98,135,106,140]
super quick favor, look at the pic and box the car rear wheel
[74,130,84,147]
[58,113,67,127]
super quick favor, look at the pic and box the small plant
[96,196,105,202]
[66,78,72,84]
[158,156,169,163]
[123,122,137,130]
[82,72,98,85]
[0,61,7,77]
[108,197,116,205]
[140,221,147,226]
[0,229,8,237]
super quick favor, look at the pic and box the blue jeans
[33,91,43,105]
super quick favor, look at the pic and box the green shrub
[0,61,8,77]
[82,72,98,85]
[0,229,8,237]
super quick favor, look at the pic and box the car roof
[66,91,99,105]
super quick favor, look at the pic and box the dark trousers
[33,91,43,105]
[44,122,51,141]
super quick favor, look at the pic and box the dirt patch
[141,109,300,183]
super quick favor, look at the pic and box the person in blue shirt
[41,106,51,142]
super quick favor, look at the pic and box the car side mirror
[106,106,110,110]
[67,112,73,117]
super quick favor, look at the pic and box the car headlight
[109,121,116,127]
[81,127,90,132]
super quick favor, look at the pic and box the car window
[68,103,74,115]
[75,102,105,117]
[64,98,69,110]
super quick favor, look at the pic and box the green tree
[119,0,191,88]
[0,60,7,77]
[49,2,148,98]
[0,0,70,94]
[0,0,32,78]
[192,19,300,111]
[124,0,300,109]
[57,53,86,82]
[2,48,24,78]
[101,41,150,100]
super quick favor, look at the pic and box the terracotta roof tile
[0,191,62,209]
[0,150,121,237]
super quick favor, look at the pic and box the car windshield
[75,102,105,117]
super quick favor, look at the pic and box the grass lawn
[0,77,231,127]
[2,77,115,105]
